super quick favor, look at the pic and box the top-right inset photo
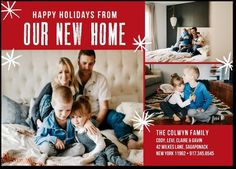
[145,1,233,62]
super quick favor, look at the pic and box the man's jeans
[91,109,138,145]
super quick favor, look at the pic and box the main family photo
[2,50,144,166]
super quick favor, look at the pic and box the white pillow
[160,84,174,93]
[197,45,210,57]
[25,98,36,127]
[2,95,29,126]
[116,102,143,130]
[127,149,143,165]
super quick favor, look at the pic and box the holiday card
[1,1,233,167]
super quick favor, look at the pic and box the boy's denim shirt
[34,110,75,146]
[184,82,212,111]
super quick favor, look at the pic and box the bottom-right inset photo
[145,64,233,125]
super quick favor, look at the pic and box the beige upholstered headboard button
[2,50,143,108]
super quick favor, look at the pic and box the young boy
[178,28,192,52]
[34,86,85,157]
[182,66,223,124]
[70,96,134,166]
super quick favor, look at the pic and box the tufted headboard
[2,50,143,109]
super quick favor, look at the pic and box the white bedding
[145,27,210,62]
[1,124,83,166]
[1,124,143,166]
[145,48,207,62]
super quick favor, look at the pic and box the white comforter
[145,48,207,62]
[1,124,143,166]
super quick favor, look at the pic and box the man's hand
[96,100,109,127]
[84,120,97,135]
[55,138,65,150]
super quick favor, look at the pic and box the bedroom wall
[166,1,209,47]
[209,1,233,60]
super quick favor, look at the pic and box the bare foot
[127,139,143,149]
[173,114,181,121]
[185,116,191,123]
[108,162,116,166]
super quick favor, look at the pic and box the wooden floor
[153,115,233,125]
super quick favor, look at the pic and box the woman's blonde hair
[51,57,79,95]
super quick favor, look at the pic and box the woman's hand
[80,154,96,164]
[84,120,97,135]
[37,119,43,128]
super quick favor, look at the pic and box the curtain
[145,3,158,51]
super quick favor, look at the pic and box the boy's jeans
[188,105,218,123]
[38,142,85,157]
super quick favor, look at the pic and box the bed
[1,50,143,166]
[145,27,210,62]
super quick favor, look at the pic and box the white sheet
[1,124,143,166]
[145,48,207,62]
[1,124,89,166]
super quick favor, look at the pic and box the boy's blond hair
[185,65,200,80]
[51,86,73,107]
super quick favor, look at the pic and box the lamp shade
[170,16,177,29]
